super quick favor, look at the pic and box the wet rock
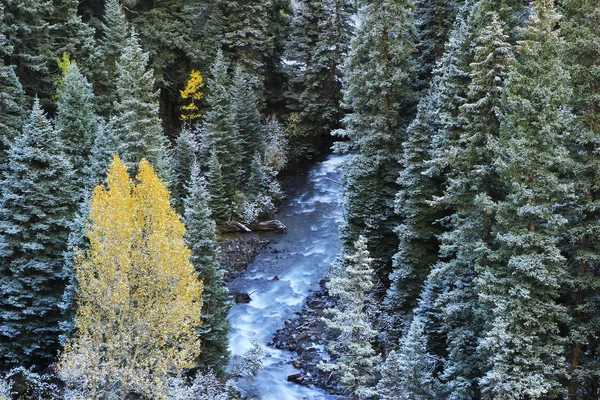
[218,237,270,282]
[271,275,280,281]
[234,292,251,304]
[287,373,304,384]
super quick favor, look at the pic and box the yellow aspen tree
[180,70,204,123]
[58,155,203,400]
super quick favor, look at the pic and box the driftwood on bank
[217,220,287,234]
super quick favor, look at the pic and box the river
[226,154,347,400]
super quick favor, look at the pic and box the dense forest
[1,0,600,398]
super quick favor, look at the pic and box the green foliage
[184,163,231,376]
[0,99,77,369]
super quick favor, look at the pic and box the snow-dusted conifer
[173,128,198,211]
[112,28,174,185]
[184,163,231,376]
[478,2,574,397]
[55,63,98,192]
[319,236,380,399]
[206,151,232,222]
[0,99,77,369]
[231,66,263,166]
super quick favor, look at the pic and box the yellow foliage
[59,155,203,399]
[53,52,72,100]
[180,70,204,122]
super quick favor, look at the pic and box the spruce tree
[218,0,272,102]
[264,0,292,109]
[206,151,232,222]
[0,3,25,177]
[86,119,118,188]
[173,128,198,212]
[200,51,241,208]
[285,0,354,160]
[478,2,574,397]
[0,99,77,369]
[414,0,459,87]
[98,0,129,114]
[430,14,513,399]
[336,0,418,278]
[319,236,381,399]
[55,64,98,192]
[231,66,263,166]
[560,0,600,397]
[184,163,231,376]
[112,28,174,185]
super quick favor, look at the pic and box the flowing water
[227,154,347,400]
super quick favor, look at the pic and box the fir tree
[478,2,574,397]
[319,236,381,399]
[184,163,231,376]
[560,0,600,397]
[0,99,77,369]
[336,0,418,278]
[54,63,98,193]
[200,51,241,207]
[85,119,118,188]
[112,28,174,185]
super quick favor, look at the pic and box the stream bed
[227,154,347,400]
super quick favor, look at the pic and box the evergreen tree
[0,99,77,369]
[319,236,381,399]
[98,0,129,114]
[200,51,241,207]
[478,2,574,397]
[85,119,119,188]
[264,0,292,110]
[336,0,418,278]
[377,315,437,399]
[285,0,354,160]
[218,0,272,102]
[0,3,25,178]
[173,128,198,211]
[184,163,231,376]
[414,0,459,87]
[231,66,263,166]
[430,14,513,399]
[55,63,98,193]
[206,151,231,222]
[112,28,174,185]
[560,0,600,397]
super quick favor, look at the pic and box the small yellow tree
[180,70,204,123]
[58,155,203,399]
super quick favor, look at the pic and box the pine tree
[184,163,231,376]
[231,66,263,166]
[200,51,241,207]
[319,237,381,399]
[112,28,174,185]
[85,119,119,188]
[264,0,292,109]
[58,156,203,399]
[560,0,600,397]
[478,2,574,397]
[55,63,98,193]
[97,0,129,114]
[0,99,77,369]
[336,0,418,278]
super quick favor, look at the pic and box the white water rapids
[226,154,347,400]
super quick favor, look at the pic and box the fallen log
[217,220,287,234]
